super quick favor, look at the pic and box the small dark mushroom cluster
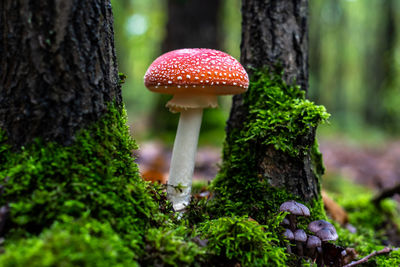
[0,184,9,252]
[280,200,338,266]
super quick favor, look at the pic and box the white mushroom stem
[167,108,203,212]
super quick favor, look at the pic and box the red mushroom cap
[144,48,249,95]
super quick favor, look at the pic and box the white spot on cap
[216,82,219,85]
[177,76,182,80]
[233,82,237,85]
[222,81,226,84]
[186,75,191,79]
[157,83,161,86]
[195,77,199,80]
[177,85,181,88]
[168,81,172,84]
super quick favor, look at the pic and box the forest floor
[135,138,400,195]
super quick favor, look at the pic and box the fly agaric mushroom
[144,48,249,212]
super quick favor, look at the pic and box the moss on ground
[0,104,212,266]
[323,177,400,266]
[0,217,138,267]
[1,73,398,265]
[211,69,329,222]
[0,104,158,251]
[197,215,287,266]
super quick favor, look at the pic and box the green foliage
[242,69,329,157]
[211,69,328,221]
[0,104,157,251]
[324,177,400,266]
[198,215,287,266]
[118,72,127,85]
[0,217,138,267]
[140,226,205,266]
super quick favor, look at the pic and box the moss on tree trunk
[210,0,328,221]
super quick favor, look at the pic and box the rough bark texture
[0,0,121,148]
[228,0,320,201]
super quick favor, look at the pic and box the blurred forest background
[111,0,400,192]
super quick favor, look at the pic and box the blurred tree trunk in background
[0,0,121,148]
[227,0,321,201]
[151,0,223,141]
[365,0,396,130]
[309,0,400,134]
[162,0,222,51]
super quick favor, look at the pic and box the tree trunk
[217,0,323,209]
[0,0,121,148]
[0,0,157,250]
[237,0,318,201]
[228,0,309,134]
[364,0,396,129]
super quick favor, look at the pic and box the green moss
[324,178,400,266]
[197,215,287,266]
[311,140,326,178]
[239,69,329,157]
[0,217,138,267]
[140,226,205,266]
[211,69,329,221]
[0,104,157,251]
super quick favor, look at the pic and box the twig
[343,247,394,267]
[373,183,400,205]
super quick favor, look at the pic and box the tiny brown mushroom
[0,204,9,235]
[315,227,338,242]
[306,235,321,259]
[314,227,339,267]
[283,228,295,253]
[281,217,290,227]
[280,200,310,231]
[308,220,336,234]
[294,229,307,256]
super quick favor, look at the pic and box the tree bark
[0,0,121,148]
[227,0,320,202]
